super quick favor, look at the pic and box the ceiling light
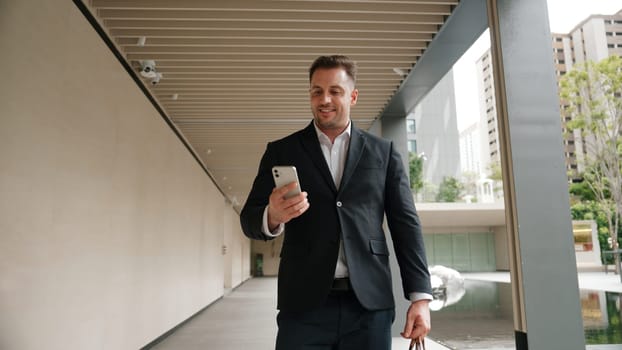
[149,72,162,86]
[139,60,157,78]
[392,67,407,77]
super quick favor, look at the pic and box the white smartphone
[272,166,302,199]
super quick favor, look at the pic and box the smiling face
[309,67,358,139]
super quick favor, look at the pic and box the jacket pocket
[369,239,390,256]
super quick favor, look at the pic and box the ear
[350,88,359,106]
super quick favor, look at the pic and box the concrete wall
[0,1,249,349]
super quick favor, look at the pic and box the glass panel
[430,281,622,347]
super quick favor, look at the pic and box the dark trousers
[275,291,395,350]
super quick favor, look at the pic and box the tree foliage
[408,152,424,193]
[436,176,463,202]
[560,55,622,272]
[487,161,503,182]
[486,161,504,199]
[461,171,479,202]
[568,180,596,202]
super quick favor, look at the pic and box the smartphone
[272,166,302,199]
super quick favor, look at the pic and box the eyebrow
[309,85,345,91]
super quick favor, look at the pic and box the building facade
[551,10,622,179]
[407,69,461,199]
[468,10,621,183]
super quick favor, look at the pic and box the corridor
[150,277,447,350]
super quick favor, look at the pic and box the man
[240,55,431,350]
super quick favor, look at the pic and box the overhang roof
[84,0,470,210]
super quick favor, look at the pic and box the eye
[309,89,322,96]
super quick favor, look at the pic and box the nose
[320,92,331,104]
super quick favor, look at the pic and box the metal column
[487,0,586,348]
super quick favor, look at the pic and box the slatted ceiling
[87,0,459,211]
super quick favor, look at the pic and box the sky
[547,0,621,33]
[453,0,622,132]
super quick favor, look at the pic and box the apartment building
[551,10,622,179]
[465,10,621,183]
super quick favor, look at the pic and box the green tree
[487,161,503,182]
[568,179,596,203]
[486,161,504,199]
[560,55,622,275]
[461,171,479,203]
[408,152,424,193]
[436,176,463,202]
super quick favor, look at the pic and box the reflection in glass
[583,291,622,344]
[429,280,514,349]
[428,281,622,349]
[429,265,466,311]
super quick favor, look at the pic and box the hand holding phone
[272,166,302,199]
[268,166,308,229]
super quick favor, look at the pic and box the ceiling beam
[381,0,488,118]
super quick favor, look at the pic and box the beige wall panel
[224,206,252,289]
[229,210,242,287]
[223,204,233,289]
[0,1,246,349]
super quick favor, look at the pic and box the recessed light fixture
[392,67,407,77]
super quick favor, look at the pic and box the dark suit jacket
[240,121,431,312]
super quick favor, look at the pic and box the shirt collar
[313,120,351,144]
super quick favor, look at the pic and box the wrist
[267,208,280,230]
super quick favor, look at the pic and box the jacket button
[336,201,342,207]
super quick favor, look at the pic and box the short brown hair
[309,55,357,84]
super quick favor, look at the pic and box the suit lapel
[299,122,338,193]
[339,125,366,191]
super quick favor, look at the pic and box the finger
[282,191,308,207]
[410,316,431,339]
[280,196,308,219]
[278,181,299,194]
[409,325,425,341]
[270,186,300,207]
[288,196,310,217]
[401,314,416,339]
[403,327,425,342]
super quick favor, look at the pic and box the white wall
[224,206,251,288]
[0,1,249,349]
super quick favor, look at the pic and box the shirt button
[336,201,342,207]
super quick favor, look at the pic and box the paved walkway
[150,271,622,350]
[150,277,448,350]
